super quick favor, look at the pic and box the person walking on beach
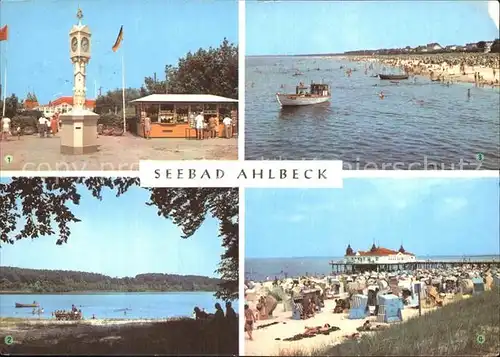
[244,304,256,341]
[195,112,204,140]
[222,115,232,138]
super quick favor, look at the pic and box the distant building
[445,45,458,51]
[426,42,443,51]
[344,244,416,265]
[465,42,478,51]
[484,41,494,53]
[415,45,428,53]
[22,92,39,111]
[36,96,96,117]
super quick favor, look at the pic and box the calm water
[0,292,239,319]
[245,56,500,169]
[245,255,500,281]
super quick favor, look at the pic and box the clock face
[71,37,78,52]
[81,37,89,52]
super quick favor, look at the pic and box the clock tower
[69,8,91,110]
[60,8,99,155]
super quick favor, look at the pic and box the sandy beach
[343,53,500,86]
[245,299,439,356]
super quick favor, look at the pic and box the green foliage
[143,38,238,99]
[5,316,238,355]
[312,290,500,356]
[0,94,20,118]
[0,178,238,301]
[94,88,142,115]
[0,266,220,293]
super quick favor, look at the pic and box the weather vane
[76,8,83,23]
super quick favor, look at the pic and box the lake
[0,292,239,319]
[245,56,500,169]
[245,255,500,281]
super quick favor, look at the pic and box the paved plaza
[0,133,237,171]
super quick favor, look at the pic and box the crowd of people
[191,111,234,140]
[193,302,237,322]
[0,113,61,141]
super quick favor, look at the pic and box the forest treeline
[0,267,221,293]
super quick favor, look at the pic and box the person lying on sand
[304,324,331,335]
[281,325,340,341]
[356,320,386,332]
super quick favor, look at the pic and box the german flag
[0,25,8,42]
[112,26,123,52]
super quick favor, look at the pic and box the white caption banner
[139,160,343,188]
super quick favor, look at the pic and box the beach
[343,53,500,86]
[245,299,438,356]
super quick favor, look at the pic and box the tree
[0,94,20,118]
[0,178,238,301]
[95,88,142,115]
[143,39,238,99]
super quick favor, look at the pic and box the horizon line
[246,253,500,260]
[246,37,499,58]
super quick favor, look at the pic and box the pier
[329,260,500,274]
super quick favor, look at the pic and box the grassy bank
[308,290,499,356]
[1,317,238,355]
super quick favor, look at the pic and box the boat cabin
[295,82,330,96]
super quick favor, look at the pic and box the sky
[0,0,238,104]
[246,0,500,55]
[0,181,224,278]
[245,178,500,258]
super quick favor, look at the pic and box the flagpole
[2,42,7,118]
[121,53,126,133]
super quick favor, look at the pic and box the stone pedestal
[59,109,99,154]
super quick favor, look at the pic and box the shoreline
[0,316,191,326]
[342,53,500,87]
[0,290,217,295]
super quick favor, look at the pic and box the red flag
[0,25,8,42]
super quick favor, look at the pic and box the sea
[245,255,500,282]
[0,292,239,319]
[245,56,500,169]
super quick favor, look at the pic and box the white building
[344,244,416,265]
[36,96,96,117]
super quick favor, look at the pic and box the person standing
[195,112,204,140]
[1,116,11,141]
[222,115,232,138]
[50,115,58,136]
[144,115,152,139]
[244,304,256,341]
[38,115,47,137]
[225,301,237,321]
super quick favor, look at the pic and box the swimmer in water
[379,91,385,99]
[467,88,471,99]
